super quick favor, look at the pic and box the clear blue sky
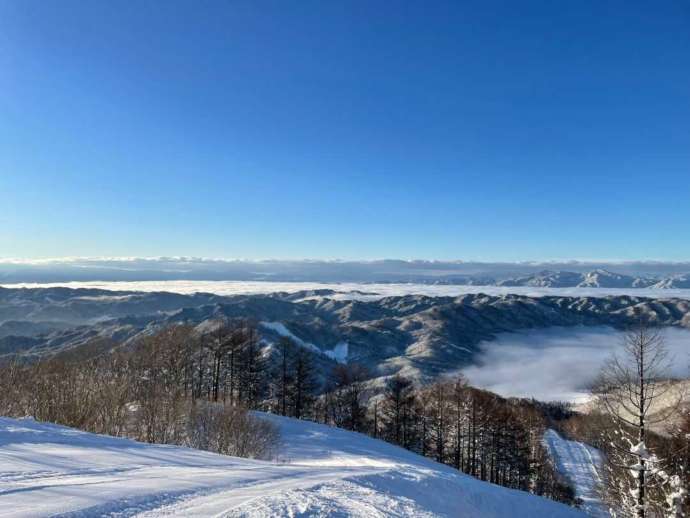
[1,1,689,261]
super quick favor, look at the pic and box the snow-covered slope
[0,415,585,517]
[543,429,608,517]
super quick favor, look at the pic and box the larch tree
[273,336,295,416]
[593,323,685,518]
[290,345,318,419]
[380,374,416,447]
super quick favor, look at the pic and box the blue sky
[1,1,689,261]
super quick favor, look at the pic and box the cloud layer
[461,326,690,402]
[4,279,690,301]
[2,257,690,284]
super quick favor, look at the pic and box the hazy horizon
[2,256,690,285]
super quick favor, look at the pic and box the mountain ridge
[2,287,690,386]
[3,258,690,286]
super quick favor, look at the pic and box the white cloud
[461,326,690,403]
[4,280,690,301]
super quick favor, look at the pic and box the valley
[1,284,690,402]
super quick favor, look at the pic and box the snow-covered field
[0,415,585,517]
[4,279,690,300]
[543,430,608,517]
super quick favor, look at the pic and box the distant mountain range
[2,257,690,286]
[493,269,690,289]
[2,286,690,385]
[413,268,690,288]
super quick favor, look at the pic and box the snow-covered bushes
[187,402,279,459]
[0,322,280,461]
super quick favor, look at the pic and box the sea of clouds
[461,326,690,403]
[4,279,690,301]
[2,276,689,403]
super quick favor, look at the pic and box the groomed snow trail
[0,415,585,517]
[544,429,609,517]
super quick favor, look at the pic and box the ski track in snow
[0,415,586,517]
[544,429,609,518]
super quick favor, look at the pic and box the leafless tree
[593,323,686,517]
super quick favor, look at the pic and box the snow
[667,475,687,516]
[543,429,609,517]
[259,321,322,354]
[630,442,649,459]
[324,341,349,364]
[261,322,349,363]
[0,415,585,517]
[73,295,137,302]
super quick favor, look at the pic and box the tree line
[321,372,574,504]
[0,319,574,507]
[0,322,279,459]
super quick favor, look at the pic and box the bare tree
[206,320,232,403]
[593,323,685,517]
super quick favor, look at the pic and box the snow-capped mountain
[496,269,659,288]
[652,274,690,289]
[3,258,690,286]
[577,269,654,288]
[497,270,586,287]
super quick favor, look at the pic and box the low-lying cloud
[461,326,690,403]
[3,280,690,301]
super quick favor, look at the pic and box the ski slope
[544,429,609,517]
[0,415,585,517]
